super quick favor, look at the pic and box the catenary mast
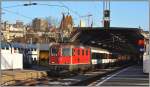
[103,0,110,30]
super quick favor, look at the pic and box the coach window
[105,54,108,59]
[62,48,71,56]
[6,47,9,50]
[31,49,33,51]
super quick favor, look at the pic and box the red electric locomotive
[49,43,91,71]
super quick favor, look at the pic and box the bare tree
[45,16,60,28]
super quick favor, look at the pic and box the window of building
[14,47,17,50]
[2,47,5,49]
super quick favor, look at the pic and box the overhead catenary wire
[2,3,70,12]
[35,3,70,13]
[2,8,33,20]
[2,2,94,27]
[2,2,81,18]
[1,4,68,36]
[2,2,84,28]
[59,2,94,27]
[2,4,24,8]
[2,2,82,28]
[58,1,81,18]
[1,3,72,24]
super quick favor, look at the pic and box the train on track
[49,43,131,71]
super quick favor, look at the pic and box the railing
[70,30,80,42]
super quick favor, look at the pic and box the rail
[70,64,131,86]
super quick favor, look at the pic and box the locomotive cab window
[51,48,58,55]
[62,48,71,56]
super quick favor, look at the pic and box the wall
[1,52,23,70]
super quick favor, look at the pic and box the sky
[2,1,149,31]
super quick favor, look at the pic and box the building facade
[1,22,25,42]
[32,18,48,31]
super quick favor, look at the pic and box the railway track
[71,65,130,86]
[88,65,149,86]
[7,65,130,86]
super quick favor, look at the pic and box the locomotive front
[49,44,91,71]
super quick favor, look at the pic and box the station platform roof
[73,27,144,54]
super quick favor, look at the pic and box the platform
[1,69,47,86]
